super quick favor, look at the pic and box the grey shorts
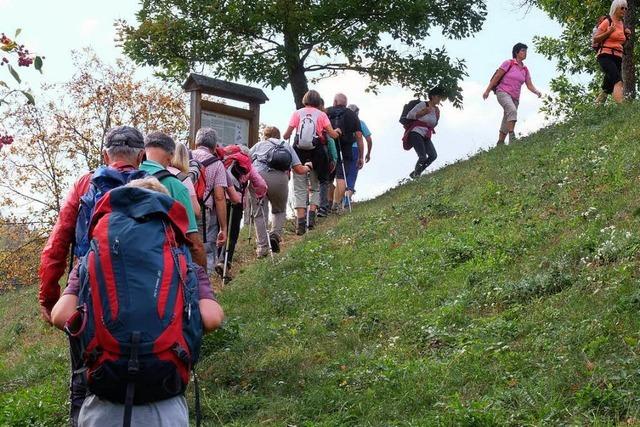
[496,90,519,133]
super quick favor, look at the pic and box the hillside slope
[2,104,640,425]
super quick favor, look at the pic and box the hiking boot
[317,206,328,218]
[496,140,505,146]
[256,246,269,258]
[296,218,307,235]
[330,203,343,215]
[215,262,232,283]
[508,131,517,143]
[308,211,317,229]
[269,233,281,253]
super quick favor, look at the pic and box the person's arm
[594,21,615,44]
[226,185,242,204]
[191,195,201,219]
[51,262,82,330]
[186,232,207,269]
[365,135,373,163]
[194,264,225,332]
[483,69,507,99]
[525,77,542,98]
[356,131,364,169]
[214,186,227,247]
[248,167,268,199]
[292,163,312,175]
[51,295,79,330]
[38,174,90,324]
[282,126,295,140]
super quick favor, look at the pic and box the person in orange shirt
[594,0,631,104]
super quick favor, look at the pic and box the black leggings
[598,54,622,94]
[409,132,437,174]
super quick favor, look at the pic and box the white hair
[334,93,347,106]
[610,0,627,17]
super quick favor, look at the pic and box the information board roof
[182,74,269,104]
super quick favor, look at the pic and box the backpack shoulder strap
[153,169,175,182]
[201,156,219,167]
[176,171,189,182]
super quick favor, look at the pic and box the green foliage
[532,0,637,117]
[118,0,487,106]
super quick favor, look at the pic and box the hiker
[38,126,149,425]
[318,98,339,218]
[170,142,201,219]
[483,43,542,145]
[401,87,446,179]
[50,179,223,427]
[140,132,207,268]
[214,144,267,280]
[326,93,364,213]
[344,104,373,205]
[282,89,340,235]
[593,0,630,105]
[249,126,311,256]
[191,127,229,270]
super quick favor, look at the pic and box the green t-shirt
[140,160,198,233]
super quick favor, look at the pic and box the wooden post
[189,91,202,149]
[249,102,260,147]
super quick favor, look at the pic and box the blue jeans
[336,146,359,192]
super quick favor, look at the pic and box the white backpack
[295,109,321,150]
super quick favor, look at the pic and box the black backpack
[266,140,292,171]
[399,99,421,129]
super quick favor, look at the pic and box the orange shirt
[598,19,626,57]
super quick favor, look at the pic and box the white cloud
[80,18,99,38]
[0,0,11,9]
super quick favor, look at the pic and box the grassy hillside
[2,103,640,426]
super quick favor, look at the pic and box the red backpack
[215,145,253,182]
[187,151,219,204]
[69,186,203,427]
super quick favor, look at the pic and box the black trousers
[598,53,622,94]
[409,132,437,174]
[217,201,243,266]
[294,144,329,183]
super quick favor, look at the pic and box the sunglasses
[621,6,628,10]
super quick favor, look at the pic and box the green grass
[2,103,640,425]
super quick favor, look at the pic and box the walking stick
[336,136,352,213]
[222,204,234,284]
[258,198,275,263]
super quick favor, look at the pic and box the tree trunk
[623,0,637,100]
[283,28,308,109]
[289,64,309,109]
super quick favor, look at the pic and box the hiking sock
[308,211,317,229]
[296,218,307,235]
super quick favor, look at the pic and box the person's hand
[328,161,336,173]
[40,305,53,325]
[357,158,364,170]
[482,90,490,100]
[305,161,313,171]
[625,28,631,37]
[535,90,542,98]
[335,128,342,136]
[216,230,227,247]
[365,152,371,163]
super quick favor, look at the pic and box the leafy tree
[531,0,637,117]
[117,0,487,108]
[1,29,44,149]
[0,49,188,227]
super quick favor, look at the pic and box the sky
[0,0,563,201]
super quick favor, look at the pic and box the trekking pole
[222,204,234,285]
[336,136,352,213]
[306,171,311,228]
[259,198,275,264]
[247,200,254,246]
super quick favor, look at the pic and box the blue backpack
[73,166,148,258]
[69,186,202,426]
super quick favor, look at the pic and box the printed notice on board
[201,111,249,146]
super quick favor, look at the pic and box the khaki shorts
[496,90,519,134]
